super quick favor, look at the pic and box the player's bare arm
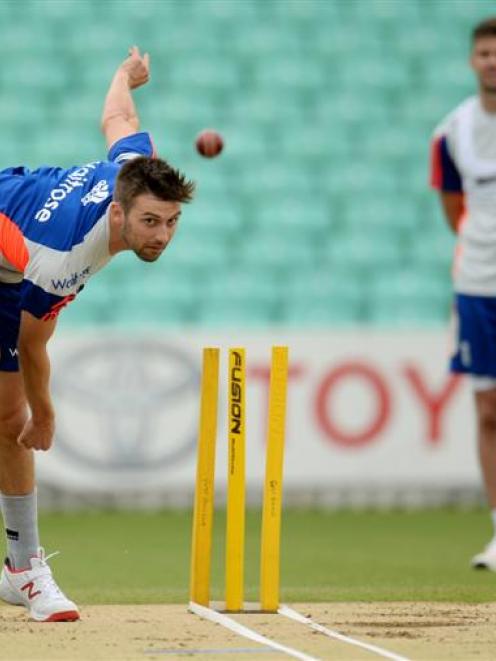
[16,312,57,452]
[101,46,150,149]
[438,191,465,233]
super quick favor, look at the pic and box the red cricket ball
[196,129,224,158]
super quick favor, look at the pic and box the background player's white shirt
[432,96,496,296]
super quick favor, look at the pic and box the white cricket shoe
[471,538,496,571]
[0,547,79,621]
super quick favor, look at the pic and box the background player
[0,46,194,620]
[431,17,496,570]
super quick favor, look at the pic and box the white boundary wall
[36,329,481,508]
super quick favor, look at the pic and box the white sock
[0,490,40,569]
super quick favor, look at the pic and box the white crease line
[189,602,320,661]
[279,606,411,661]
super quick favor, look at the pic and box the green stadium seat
[56,95,101,129]
[284,267,364,304]
[122,299,196,326]
[368,269,451,325]
[161,229,230,270]
[188,201,244,234]
[338,58,410,91]
[199,265,279,326]
[57,301,104,328]
[408,231,455,271]
[27,0,91,20]
[194,0,258,22]
[370,269,449,298]
[0,23,53,52]
[144,92,219,126]
[132,268,199,302]
[362,126,427,161]
[325,231,405,270]
[312,21,384,54]
[58,281,126,327]
[198,300,277,326]
[319,92,390,124]
[456,0,495,17]
[169,59,239,91]
[369,298,450,326]
[1,58,66,91]
[31,129,99,167]
[323,163,398,197]
[392,25,459,57]
[241,231,318,270]
[77,33,122,60]
[232,26,302,57]
[253,198,330,232]
[422,60,473,90]
[204,268,279,305]
[227,91,303,124]
[237,163,317,198]
[342,198,418,233]
[354,0,423,21]
[278,123,347,161]
[254,58,326,91]
[282,297,364,325]
[217,125,270,160]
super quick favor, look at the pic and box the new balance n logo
[21,581,41,600]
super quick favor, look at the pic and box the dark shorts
[451,293,496,377]
[0,282,21,371]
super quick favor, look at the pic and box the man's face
[120,193,181,262]
[471,36,496,93]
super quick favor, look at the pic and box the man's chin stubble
[135,250,161,262]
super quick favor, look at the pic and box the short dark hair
[472,17,496,43]
[114,156,195,212]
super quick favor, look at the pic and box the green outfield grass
[1,509,495,604]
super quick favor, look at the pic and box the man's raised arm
[101,46,150,149]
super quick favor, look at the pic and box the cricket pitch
[1,602,496,660]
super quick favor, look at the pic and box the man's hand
[17,416,55,452]
[119,46,150,90]
[17,311,57,452]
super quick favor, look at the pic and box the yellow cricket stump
[225,348,246,611]
[260,346,289,612]
[190,348,220,606]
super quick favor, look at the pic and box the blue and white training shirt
[0,132,155,319]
